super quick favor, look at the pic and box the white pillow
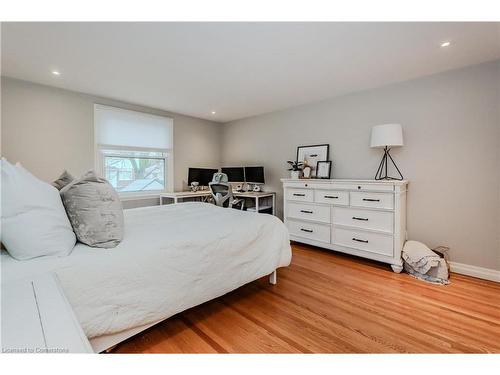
[1,159,76,260]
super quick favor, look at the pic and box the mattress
[1,202,291,339]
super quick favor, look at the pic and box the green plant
[287,161,304,171]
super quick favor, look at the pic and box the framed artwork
[296,144,329,177]
[316,161,332,179]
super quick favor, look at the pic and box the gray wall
[2,62,499,271]
[1,77,222,197]
[222,61,500,271]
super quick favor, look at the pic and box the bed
[1,202,292,352]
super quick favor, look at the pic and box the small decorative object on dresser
[316,161,332,179]
[287,160,303,179]
[281,178,408,272]
[370,124,404,180]
[302,161,312,179]
[296,144,329,178]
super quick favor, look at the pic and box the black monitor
[188,168,218,186]
[221,167,245,182]
[244,166,265,184]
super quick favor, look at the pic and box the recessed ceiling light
[211,111,216,115]
[440,41,451,48]
[51,70,61,76]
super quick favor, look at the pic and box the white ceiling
[2,22,499,122]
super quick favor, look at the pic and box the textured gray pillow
[52,170,74,190]
[60,171,124,248]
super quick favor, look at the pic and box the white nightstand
[1,273,93,353]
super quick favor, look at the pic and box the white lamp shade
[370,124,404,148]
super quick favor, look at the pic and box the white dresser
[281,179,408,272]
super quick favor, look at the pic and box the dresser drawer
[287,220,331,243]
[332,227,393,257]
[314,190,349,205]
[350,192,394,210]
[285,188,313,202]
[332,207,393,233]
[331,183,394,192]
[283,181,330,189]
[287,202,330,223]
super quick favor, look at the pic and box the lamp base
[375,146,403,181]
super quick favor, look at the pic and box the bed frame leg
[269,270,277,285]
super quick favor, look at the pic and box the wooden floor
[113,243,500,353]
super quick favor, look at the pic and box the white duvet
[1,203,291,339]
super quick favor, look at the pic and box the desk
[160,191,276,215]
[160,190,211,204]
[233,191,276,215]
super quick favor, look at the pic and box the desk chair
[209,182,244,210]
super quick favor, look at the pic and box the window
[94,104,173,194]
[102,151,165,192]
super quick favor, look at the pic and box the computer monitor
[244,166,265,184]
[221,167,245,182]
[188,168,218,186]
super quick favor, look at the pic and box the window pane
[104,155,165,192]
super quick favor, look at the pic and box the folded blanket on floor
[402,240,449,284]
[402,240,440,274]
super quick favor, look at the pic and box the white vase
[302,166,311,179]
[290,170,300,179]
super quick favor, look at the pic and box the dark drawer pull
[300,210,313,214]
[301,228,313,233]
[352,216,368,221]
[324,195,338,199]
[293,193,306,197]
[352,237,368,243]
[362,198,380,202]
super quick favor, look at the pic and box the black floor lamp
[370,124,404,180]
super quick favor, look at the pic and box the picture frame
[316,161,332,179]
[296,144,329,178]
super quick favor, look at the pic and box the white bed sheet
[1,202,291,339]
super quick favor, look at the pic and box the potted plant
[287,161,303,179]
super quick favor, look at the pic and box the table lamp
[370,123,404,180]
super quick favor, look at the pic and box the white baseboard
[449,262,500,283]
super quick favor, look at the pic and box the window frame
[94,105,174,198]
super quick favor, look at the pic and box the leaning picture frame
[316,161,332,179]
[296,144,329,178]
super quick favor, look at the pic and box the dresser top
[280,178,408,186]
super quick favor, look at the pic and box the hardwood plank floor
[113,243,500,353]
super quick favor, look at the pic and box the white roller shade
[95,104,173,150]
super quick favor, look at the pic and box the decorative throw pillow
[1,158,76,260]
[60,170,124,248]
[52,170,74,190]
